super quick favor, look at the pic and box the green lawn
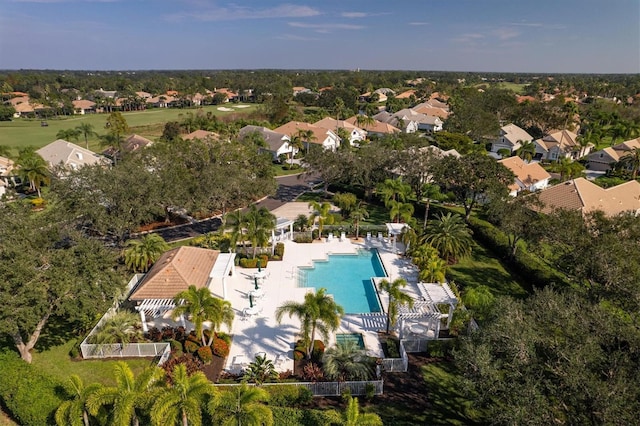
[0,104,258,154]
[495,82,529,95]
[31,339,154,387]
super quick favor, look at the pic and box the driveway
[156,172,318,242]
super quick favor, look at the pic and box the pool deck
[149,236,423,373]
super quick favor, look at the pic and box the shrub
[274,242,285,257]
[186,331,200,343]
[271,407,304,426]
[69,341,81,359]
[161,326,176,341]
[426,340,455,358]
[386,338,400,358]
[364,383,376,401]
[278,370,294,381]
[215,331,232,346]
[0,351,62,425]
[212,338,230,358]
[293,350,305,361]
[312,229,319,240]
[267,385,307,406]
[197,345,213,364]
[294,235,313,243]
[302,362,324,382]
[270,255,282,261]
[311,340,325,360]
[169,339,183,353]
[184,339,200,354]
[174,326,187,342]
[162,354,204,380]
[145,327,162,342]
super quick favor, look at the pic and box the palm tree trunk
[83,411,90,426]
[182,410,188,426]
[307,324,316,359]
[423,200,431,228]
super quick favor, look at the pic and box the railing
[216,380,384,396]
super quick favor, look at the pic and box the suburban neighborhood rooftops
[498,156,550,190]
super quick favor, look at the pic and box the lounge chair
[327,232,334,242]
[340,231,346,241]
[231,354,249,373]
[366,232,371,241]
[377,232,383,240]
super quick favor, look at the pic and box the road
[155,172,318,242]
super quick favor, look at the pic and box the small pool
[336,333,365,349]
[299,249,386,314]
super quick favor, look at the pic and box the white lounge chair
[231,354,249,373]
[340,231,346,241]
[366,232,371,241]
[377,232,383,240]
[327,232,334,242]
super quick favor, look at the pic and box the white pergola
[271,217,294,246]
[135,299,176,332]
[417,282,458,329]
[385,223,410,253]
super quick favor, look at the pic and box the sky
[0,0,639,73]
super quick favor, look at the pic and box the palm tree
[419,255,447,283]
[322,341,373,382]
[388,200,414,223]
[56,128,82,142]
[151,364,218,426]
[343,396,383,426]
[288,134,304,166]
[123,233,169,273]
[376,178,412,209]
[308,200,334,239]
[423,212,473,264]
[76,123,98,149]
[225,209,245,253]
[515,141,536,162]
[210,384,273,426]
[420,183,444,228]
[172,285,234,346]
[87,311,143,348]
[16,150,49,197]
[296,129,316,154]
[275,288,344,359]
[242,353,279,385]
[379,278,414,334]
[243,205,276,258]
[617,148,640,178]
[355,114,375,130]
[350,202,369,240]
[87,362,164,426]
[55,375,102,426]
[293,214,310,232]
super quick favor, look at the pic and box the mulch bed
[202,355,226,382]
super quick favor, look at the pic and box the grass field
[495,82,529,94]
[0,104,258,154]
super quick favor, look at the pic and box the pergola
[385,223,410,253]
[416,282,458,329]
[211,253,236,300]
[271,217,294,245]
[397,282,458,339]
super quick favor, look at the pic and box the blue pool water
[299,249,386,313]
[336,333,366,349]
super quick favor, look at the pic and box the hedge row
[271,406,342,426]
[467,215,570,291]
[0,351,63,425]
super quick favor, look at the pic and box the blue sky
[0,0,638,73]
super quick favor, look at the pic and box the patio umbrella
[254,276,259,290]
[257,259,262,272]
[249,293,254,308]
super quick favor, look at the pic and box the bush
[161,326,176,341]
[0,351,62,425]
[184,339,200,354]
[215,331,232,346]
[169,339,183,352]
[302,362,324,382]
[162,354,204,379]
[426,340,456,358]
[267,385,312,407]
[274,242,285,258]
[212,338,230,358]
[294,235,313,243]
[311,340,325,360]
[238,256,269,268]
[145,327,163,342]
[271,407,342,426]
[312,229,319,240]
[293,350,305,361]
[386,338,400,358]
[197,345,213,364]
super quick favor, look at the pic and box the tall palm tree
[151,364,218,426]
[515,141,536,162]
[322,341,373,382]
[87,362,164,426]
[296,129,316,154]
[379,278,414,334]
[55,375,102,426]
[123,233,169,273]
[350,202,369,240]
[419,255,447,283]
[210,384,273,426]
[421,183,444,228]
[288,134,304,166]
[56,128,82,142]
[343,396,383,426]
[275,288,344,359]
[242,353,279,385]
[376,178,412,209]
[355,114,375,131]
[172,285,234,346]
[87,311,143,348]
[388,200,414,223]
[308,200,334,239]
[224,209,245,253]
[16,150,49,197]
[76,123,98,149]
[423,212,473,264]
[243,205,276,258]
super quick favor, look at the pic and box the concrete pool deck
[149,236,423,373]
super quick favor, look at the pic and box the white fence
[79,274,171,365]
[381,338,433,373]
[216,380,384,396]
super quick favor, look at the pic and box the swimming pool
[299,249,386,313]
[336,333,366,349]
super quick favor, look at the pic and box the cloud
[168,3,321,22]
[275,33,320,41]
[492,28,520,40]
[288,22,364,31]
[341,12,367,18]
[451,33,485,43]
[409,22,429,26]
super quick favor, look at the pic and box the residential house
[273,121,340,151]
[36,139,106,171]
[102,134,154,160]
[135,91,152,99]
[182,130,220,142]
[498,156,551,196]
[587,138,640,172]
[313,117,366,146]
[9,96,46,118]
[534,130,592,161]
[292,87,310,96]
[537,178,640,217]
[72,99,96,115]
[215,88,238,102]
[344,116,401,137]
[95,88,117,98]
[128,246,236,327]
[373,111,419,133]
[390,108,443,132]
[0,156,14,198]
[238,125,294,161]
[146,95,175,108]
[395,90,417,100]
[491,124,534,156]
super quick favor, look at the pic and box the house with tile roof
[498,156,551,196]
[72,99,96,115]
[344,116,401,137]
[36,139,106,171]
[273,121,339,151]
[534,130,592,161]
[491,124,534,155]
[182,130,220,142]
[373,111,419,133]
[238,125,295,161]
[587,138,640,172]
[537,177,640,217]
[313,117,366,146]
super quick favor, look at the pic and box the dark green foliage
[0,351,63,425]
[385,338,400,358]
[311,339,325,361]
[238,256,268,268]
[426,340,455,358]
[184,339,199,353]
[271,406,342,426]
[274,242,285,258]
[266,385,312,407]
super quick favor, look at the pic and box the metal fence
[80,341,171,362]
[216,380,384,396]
